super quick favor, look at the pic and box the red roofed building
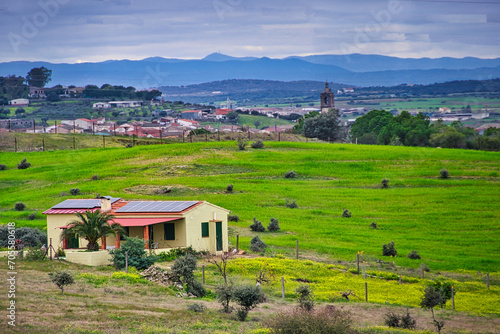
[44,197,230,263]
[215,108,233,120]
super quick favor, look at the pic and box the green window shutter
[201,222,209,237]
[164,223,175,240]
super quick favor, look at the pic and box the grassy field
[0,140,499,273]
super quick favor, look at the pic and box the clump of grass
[237,138,247,150]
[15,202,26,211]
[381,178,390,188]
[408,250,421,260]
[370,222,378,229]
[187,303,206,313]
[251,140,265,149]
[286,199,298,209]
[28,213,36,220]
[226,184,234,193]
[17,158,31,169]
[228,214,240,222]
[69,188,80,196]
[0,164,6,170]
[284,170,297,179]
[91,174,99,181]
[342,209,351,218]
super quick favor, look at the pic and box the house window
[164,223,175,240]
[201,222,209,238]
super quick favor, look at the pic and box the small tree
[48,271,74,295]
[408,250,421,259]
[267,217,280,232]
[237,138,247,150]
[232,285,265,321]
[250,236,267,253]
[216,284,234,313]
[69,188,81,196]
[421,286,446,334]
[171,253,206,297]
[296,285,314,311]
[17,158,31,169]
[382,241,397,256]
[250,217,265,232]
[251,140,265,149]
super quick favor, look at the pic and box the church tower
[320,82,335,113]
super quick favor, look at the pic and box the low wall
[65,250,112,266]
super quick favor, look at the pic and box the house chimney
[100,197,111,211]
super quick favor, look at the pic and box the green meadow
[0,140,499,273]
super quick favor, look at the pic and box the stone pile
[140,265,174,284]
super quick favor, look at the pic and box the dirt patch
[123,184,221,196]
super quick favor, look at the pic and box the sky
[1,0,499,63]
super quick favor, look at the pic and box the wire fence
[0,130,318,153]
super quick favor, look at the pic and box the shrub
[26,247,46,261]
[268,217,280,232]
[440,169,449,179]
[250,236,267,253]
[0,164,6,170]
[408,250,421,259]
[342,209,351,218]
[264,306,356,334]
[251,140,265,149]
[17,158,31,169]
[250,217,265,232]
[228,214,240,222]
[157,247,197,262]
[284,170,297,179]
[384,309,416,330]
[369,222,378,229]
[216,284,234,313]
[226,184,234,193]
[56,248,66,258]
[296,285,314,311]
[232,285,265,321]
[27,213,36,220]
[69,188,81,196]
[381,178,390,188]
[91,174,99,181]
[237,138,247,150]
[109,237,158,270]
[382,241,397,256]
[15,202,26,211]
[187,303,206,313]
[286,199,298,209]
[171,253,206,297]
[49,271,74,295]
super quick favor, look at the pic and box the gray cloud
[0,0,499,63]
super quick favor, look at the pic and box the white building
[9,99,29,106]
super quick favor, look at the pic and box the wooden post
[421,263,424,279]
[218,129,220,141]
[487,273,490,289]
[236,234,239,252]
[451,286,455,310]
[42,138,45,152]
[73,137,76,150]
[183,130,185,143]
[399,274,402,284]
[114,124,116,136]
[296,240,299,260]
[14,137,17,152]
[33,121,36,133]
[160,130,162,143]
[278,132,281,142]
[73,120,76,133]
[125,251,129,273]
[8,120,10,132]
[92,122,95,135]
[356,253,360,274]
[103,135,105,148]
[281,276,285,298]
[202,265,205,285]
[365,282,368,302]
[115,234,121,249]
[101,236,106,250]
[49,238,53,260]
[133,134,136,146]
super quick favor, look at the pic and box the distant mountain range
[1,53,499,88]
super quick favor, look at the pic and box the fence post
[399,274,402,284]
[451,286,455,310]
[236,234,239,252]
[281,276,285,298]
[487,273,490,289]
[42,138,45,152]
[103,135,105,148]
[296,240,299,260]
[125,251,129,273]
[202,265,205,285]
[421,263,424,279]
[365,282,368,302]
[73,137,76,150]
[14,137,17,152]
[356,253,360,274]
[205,132,208,142]
[49,238,53,260]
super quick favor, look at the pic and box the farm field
[0,140,499,272]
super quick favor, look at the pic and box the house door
[68,236,79,249]
[216,221,223,251]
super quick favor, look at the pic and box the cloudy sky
[1,0,499,63]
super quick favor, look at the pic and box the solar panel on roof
[115,201,198,213]
[51,199,101,209]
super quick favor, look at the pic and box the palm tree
[60,210,126,251]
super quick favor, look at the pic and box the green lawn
[237,114,294,128]
[0,140,499,272]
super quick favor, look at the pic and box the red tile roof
[42,208,99,215]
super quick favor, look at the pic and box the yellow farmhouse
[44,196,230,253]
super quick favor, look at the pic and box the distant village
[2,83,495,138]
